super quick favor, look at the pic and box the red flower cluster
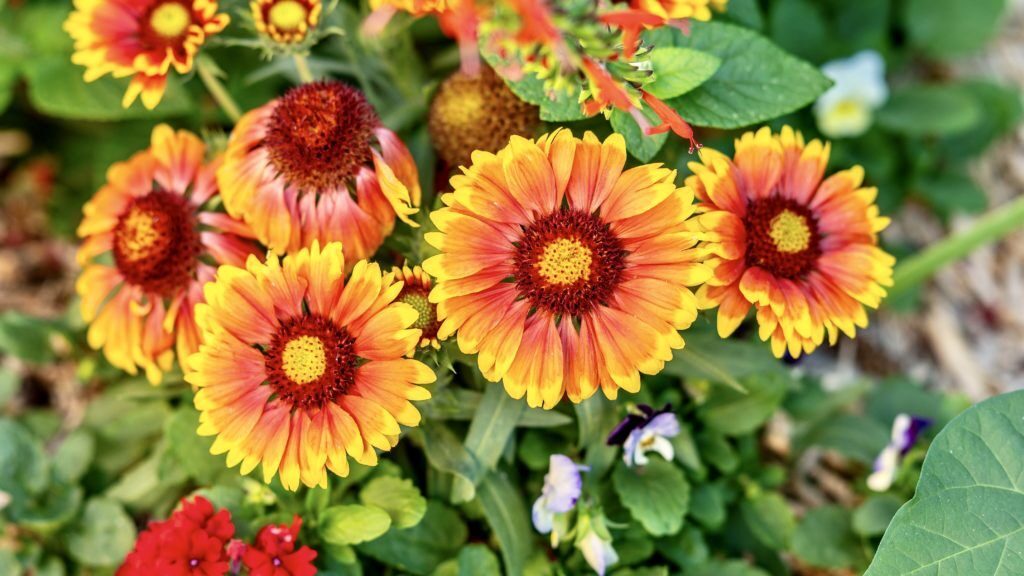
[117,497,317,576]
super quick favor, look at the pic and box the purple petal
[607,414,645,446]
[543,455,584,513]
[643,412,680,438]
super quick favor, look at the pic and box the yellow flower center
[281,335,327,384]
[268,0,308,30]
[149,2,192,38]
[117,205,163,263]
[768,209,811,254]
[535,238,593,286]
[399,291,436,332]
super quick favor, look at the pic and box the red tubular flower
[509,0,560,44]
[243,516,318,576]
[581,58,634,116]
[598,9,665,59]
[117,496,235,576]
[640,90,701,152]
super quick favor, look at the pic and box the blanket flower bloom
[428,66,539,168]
[251,0,322,45]
[64,0,229,109]
[690,126,895,358]
[242,516,318,576]
[423,130,709,408]
[606,403,679,467]
[532,454,587,546]
[217,81,421,266]
[186,241,435,491]
[392,265,444,351]
[77,125,260,384]
[118,496,235,576]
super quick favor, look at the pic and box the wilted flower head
[532,454,587,545]
[814,50,888,138]
[574,511,618,576]
[607,404,680,467]
[64,0,229,109]
[867,413,930,492]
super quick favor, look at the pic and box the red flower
[640,90,701,152]
[117,496,235,576]
[598,9,664,58]
[243,516,318,576]
[581,57,634,115]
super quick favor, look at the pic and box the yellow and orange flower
[365,0,482,73]
[251,0,322,44]
[631,0,725,21]
[690,126,894,358]
[77,125,261,384]
[392,265,444,351]
[217,81,420,266]
[64,0,229,109]
[423,130,709,408]
[186,241,435,490]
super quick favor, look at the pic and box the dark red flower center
[264,82,379,193]
[513,209,626,317]
[744,196,821,279]
[397,287,439,343]
[264,314,357,409]
[112,190,200,297]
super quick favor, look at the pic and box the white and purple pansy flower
[532,454,588,545]
[867,413,931,492]
[607,404,680,467]
[575,512,618,576]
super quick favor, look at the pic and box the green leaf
[797,413,889,465]
[52,430,95,484]
[739,492,794,551]
[697,372,787,436]
[768,0,830,63]
[663,21,831,129]
[479,40,586,122]
[433,544,502,576]
[904,0,1007,58]
[610,108,668,162]
[644,47,721,100]
[876,85,982,137]
[417,421,485,502]
[452,384,525,501]
[478,473,534,576]
[655,525,708,569]
[0,368,17,408]
[721,0,764,30]
[0,550,19,576]
[360,476,427,529]
[359,501,468,575]
[0,311,57,363]
[0,62,17,116]
[852,494,903,537]
[67,498,136,567]
[0,418,48,500]
[670,423,704,478]
[943,81,1023,156]
[320,504,393,545]
[24,56,193,121]
[13,482,83,535]
[688,482,727,530]
[866,390,1024,576]
[915,170,988,219]
[688,560,770,576]
[613,459,690,536]
[165,408,225,485]
[696,430,738,474]
[666,329,788,392]
[792,506,865,570]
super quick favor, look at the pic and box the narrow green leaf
[478,472,536,576]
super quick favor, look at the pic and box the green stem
[889,195,1024,297]
[294,54,315,84]
[196,57,241,123]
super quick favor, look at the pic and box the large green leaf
[904,0,1007,58]
[662,22,831,129]
[165,408,225,485]
[876,84,982,137]
[359,501,468,575]
[696,372,788,436]
[24,56,193,121]
[613,459,690,536]
[320,504,393,545]
[739,492,794,551]
[478,472,535,576]
[66,498,137,567]
[866,391,1024,575]
[791,506,865,570]
[452,383,525,502]
[610,108,668,162]
[359,476,427,529]
[644,47,721,100]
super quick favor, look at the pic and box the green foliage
[613,459,690,537]
[66,498,136,567]
[867,391,1024,575]
[359,476,428,529]
[791,506,866,570]
[904,0,1007,58]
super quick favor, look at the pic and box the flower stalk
[196,57,242,122]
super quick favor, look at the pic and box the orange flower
[632,0,717,21]
[77,125,261,384]
[392,265,444,350]
[691,126,894,358]
[64,0,229,109]
[640,90,700,152]
[251,0,322,44]
[216,81,420,266]
[598,9,664,59]
[423,130,709,408]
[365,0,482,74]
[186,241,435,490]
[580,58,634,116]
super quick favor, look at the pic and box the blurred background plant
[0,0,1020,575]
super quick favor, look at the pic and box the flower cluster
[117,496,317,576]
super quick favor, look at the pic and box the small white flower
[867,413,930,492]
[814,50,888,138]
[0,490,10,512]
[575,514,618,576]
